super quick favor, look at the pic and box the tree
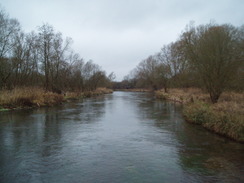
[0,7,110,92]
[0,8,20,88]
[66,55,84,91]
[50,33,72,91]
[82,60,107,91]
[25,31,41,86]
[134,55,169,90]
[38,23,55,91]
[158,45,174,91]
[182,23,243,103]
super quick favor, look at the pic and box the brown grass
[83,88,113,97]
[0,87,64,108]
[0,87,113,110]
[155,88,210,104]
[183,101,244,142]
[115,88,151,92]
[65,91,84,100]
[156,88,244,142]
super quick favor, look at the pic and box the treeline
[0,7,114,92]
[118,22,244,103]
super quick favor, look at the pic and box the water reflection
[0,92,243,183]
[0,96,106,183]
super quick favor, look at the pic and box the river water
[0,92,243,183]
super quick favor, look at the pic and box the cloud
[1,0,244,80]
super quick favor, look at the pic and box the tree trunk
[164,86,168,93]
[210,91,221,103]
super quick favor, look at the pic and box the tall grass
[0,87,64,108]
[65,88,113,99]
[183,101,244,142]
[156,88,244,142]
[83,87,113,97]
[0,87,114,109]
[155,88,210,103]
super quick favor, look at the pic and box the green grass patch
[0,106,10,112]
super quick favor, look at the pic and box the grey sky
[1,0,244,81]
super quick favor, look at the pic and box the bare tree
[38,23,55,91]
[50,33,72,91]
[0,8,20,88]
[135,55,167,90]
[65,53,84,91]
[0,7,111,92]
[182,23,243,103]
[82,60,106,91]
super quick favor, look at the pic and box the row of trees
[0,8,114,92]
[120,22,244,103]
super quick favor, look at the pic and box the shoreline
[114,89,151,92]
[1,87,243,143]
[0,87,113,112]
[155,88,244,143]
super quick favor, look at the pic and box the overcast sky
[1,0,244,81]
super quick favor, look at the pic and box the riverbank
[114,88,150,92]
[0,87,113,111]
[155,88,244,142]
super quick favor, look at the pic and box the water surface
[0,92,243,183]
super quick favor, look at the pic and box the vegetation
[0,87,64,108]
[117,22,243,103]
[155,88,210,104]
[0,5,243,142]
[119,22,244,142]
[0,7,114,93]
[0,87,113,109]
[184,101,244,142]
[156,88,244,142]
[182,23,243,103]
[0,7,114,110]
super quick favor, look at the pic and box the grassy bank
[155,88,244,142]
[65,88,113,100]
[115,88,150,92]
[0,87,113,111]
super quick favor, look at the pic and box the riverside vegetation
[156,88,244,142]
[0,87,113,111]
[118,22,244,142]
[0,6,115,111]
[0,5,243,142]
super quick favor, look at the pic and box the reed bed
[0,87,113,110]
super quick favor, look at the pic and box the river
[0,92,243,183]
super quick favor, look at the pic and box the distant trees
[134,55,160,90]
[122,22,244,103]
[81,60,108,91]
[0,7,113,92]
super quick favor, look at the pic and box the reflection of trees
[135,96,183,131]
[0,97,106,150]
[59,96,106,123]
[0,97,106,181]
